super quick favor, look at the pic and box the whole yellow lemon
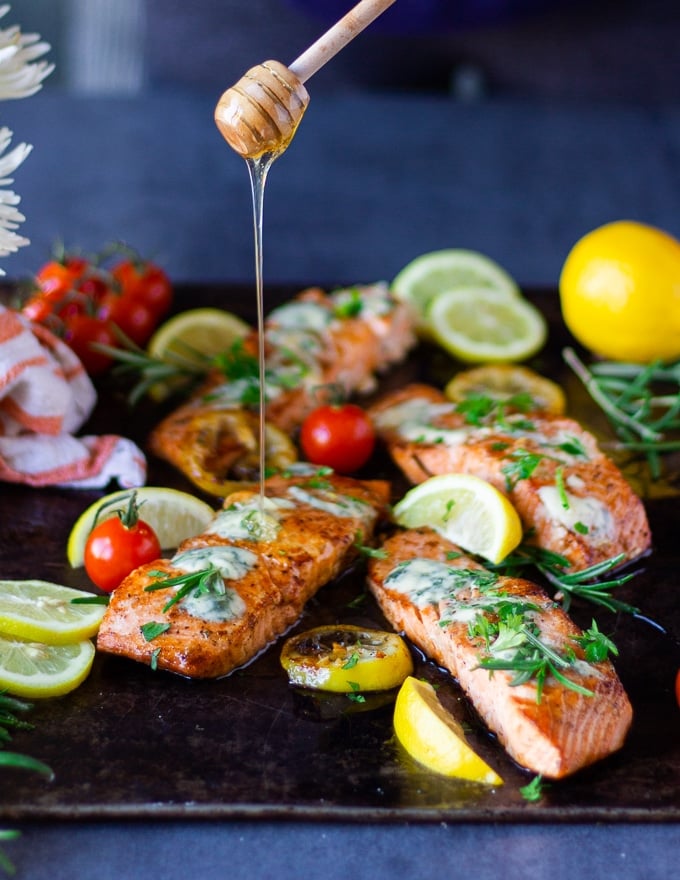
[559,220,680,363]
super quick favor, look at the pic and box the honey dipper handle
[289,0,397,83]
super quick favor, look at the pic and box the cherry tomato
[280,625,413,693]
[676,669,680,708]
[35,256,87,298]
[84,492,161,592]
[100,291,157,346]
[111,259,172,319]
[299,403,376,474]
[63,314,117,375]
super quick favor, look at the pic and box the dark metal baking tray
[1,283,678,824]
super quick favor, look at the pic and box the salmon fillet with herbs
[369,383,651,571]
[148,284,416,494]
[97,469,390,678]
[368,526,633,779]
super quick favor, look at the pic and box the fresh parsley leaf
[140,621,171,642]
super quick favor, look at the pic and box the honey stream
[245,153,274,513]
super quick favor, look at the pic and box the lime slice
[393,472,522,564]
[67,487,215,568]
[391,249,520,333]
[444,364,566,415]
[0,633,96,698]
[394,676,503,784]
[147,307,251,399]
[0,580,106,645]
[426,287,548,363]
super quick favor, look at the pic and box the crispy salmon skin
[97,470,390,678]
[369,383,651,571]
[368,527,633,779]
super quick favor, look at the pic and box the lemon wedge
[444,364,566,415]
[67,486,215,568]
[393,473,522,564]
[0,580,106,645]
[146,307,251,399]
[391,249,520,335]
[394,676,503,784]
[0,633,96,698]
[426,287,547,363]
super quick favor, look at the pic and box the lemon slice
[426,287,548,363]
[67,487,215,568]
[147,307,252,399]
[0,580,106,645]
[393,473,522,564]
[0,633,95,698]
[391,249,520,334]
[444,364,566,415]
[394,676,503,784]
[280,625,414,693]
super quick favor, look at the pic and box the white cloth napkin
[0,304,146,488]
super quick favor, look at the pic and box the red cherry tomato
[299,403,376,474]
[84,492,161,592]
[112,259,172,319]
[675,669,680,709]
[63,314,117,375]
[100,291,157,346]
[35,256,87,298]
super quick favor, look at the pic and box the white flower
[0,4,53,100]
[0,126,31,270]
[0,5,52,272]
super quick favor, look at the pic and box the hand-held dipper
[214,0,397,159]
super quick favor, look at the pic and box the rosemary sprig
[491,543,638,614]
[144,565,225,612]
[0,692,53,876]
[563,347,680,479]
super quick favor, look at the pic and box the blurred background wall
[16,0,680,102]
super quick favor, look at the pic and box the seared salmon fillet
[368,527,633,778]
[149,284,416,494]
[97,470,390,678]
[369,383,651,570]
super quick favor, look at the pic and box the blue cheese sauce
[268,300,332,333]
[206,496,294,542]
[169,545,257,622]
[286,484,370,519]
[537,483,613,542]
[384,558,499,618]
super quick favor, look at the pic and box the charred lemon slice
[280,624,413,693]
[444,364,566,415]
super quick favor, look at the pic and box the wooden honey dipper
[214,0,397,159]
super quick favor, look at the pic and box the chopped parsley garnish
[140,621,171,642]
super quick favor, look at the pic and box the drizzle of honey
[244,133,302,515]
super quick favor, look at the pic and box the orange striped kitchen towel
[0,305,146,488]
